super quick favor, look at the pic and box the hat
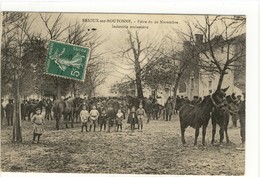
[36,108,41,111]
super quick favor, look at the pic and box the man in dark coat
[21,100,27,120]
[165,97,173,121]
[45,99,53,120]
[238,92,245,148]
[5,99,14,126]
[152,99,159,120]
[184,97,191,104]
[1,99,5,123]
[191,96,199,106]
[127,106,138,132]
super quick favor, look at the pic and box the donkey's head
[211,86,229,107]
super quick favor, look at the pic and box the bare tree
[177,15,246,90]
[39,14,108,98]
[117,30,161,98]
[64,20,108,97]
[143,38,192,110]
[1,12,35,142]
[39,13,73,99]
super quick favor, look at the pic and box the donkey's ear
[222,86,230,92]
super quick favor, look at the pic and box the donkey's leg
[64,113,69,128]
[211,119,217,145]
[194,126,200,146]
[71,112,74,128]
[181,127,186,144]
[55,113,60,130]
[180,125,186,144]
[202,124,207,146]
[225,124,230,143]
[219,126,224,144]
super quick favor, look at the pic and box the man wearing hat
[191,96,199,106]
[1,99,5,123]
[136,104,146,132]
[5,99,14,126]
[238,92,246,149]
[165,97,173,121]
[231,94,240,128]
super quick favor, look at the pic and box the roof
[197,33,246,52]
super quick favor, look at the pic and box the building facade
[178,33,245,99]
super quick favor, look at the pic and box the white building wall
[199,70,234,97]
[198,45,237,97]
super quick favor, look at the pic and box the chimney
[195,34,203,45]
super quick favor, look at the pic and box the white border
[1,1,259,177]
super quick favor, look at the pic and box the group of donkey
[36,87,238,147]
[50,96,155,130]
[179,87,239,146]
[51,96,132,130]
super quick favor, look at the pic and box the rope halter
[210,94,224,108]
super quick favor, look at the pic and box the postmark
[45,40,90,81]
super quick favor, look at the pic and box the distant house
[126,33,245,101]
[178,33,246,99]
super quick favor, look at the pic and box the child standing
[127,107,138,132]
[31,108,45,143]
[80,106,90,132]
[99,109,107,131]
[136,104,145,132]
[89,105,99,132]
[116,109,124,132]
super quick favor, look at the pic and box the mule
[179,87,228,146]
[52,97,80,130]
[126,96,140,110]
[211,94,238,145]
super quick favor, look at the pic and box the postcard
[1,1,258,177]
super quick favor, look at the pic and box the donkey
[211,94,238,145]
[52,97,81,130]
[179,87,228,146]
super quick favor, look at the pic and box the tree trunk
[217,71,225,90]
[12,79,22,143]
[172,74,181,112]
[135,61,144,99]
[57,83,61,100]
[136,74,143,99]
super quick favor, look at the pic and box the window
[209,81,212,88]
[221,46,224,53]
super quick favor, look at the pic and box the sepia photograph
[0,8,250,176]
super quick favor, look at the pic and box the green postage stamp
[45,40,90,81]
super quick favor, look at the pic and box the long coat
[127,112,138,125]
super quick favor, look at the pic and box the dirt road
[1,114,244,175]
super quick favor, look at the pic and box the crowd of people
[1,93,245,146]
[78,103,146,133]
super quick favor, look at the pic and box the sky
[27,12,244,96]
